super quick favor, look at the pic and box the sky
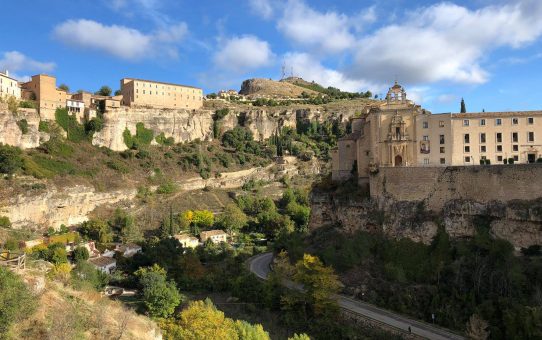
[1,0,542,113]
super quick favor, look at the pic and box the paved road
[248,252,464,340]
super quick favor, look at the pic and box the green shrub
[537,158,542,163]
[18,100,35,109]
[508,157,515,164]
[105,160,129,173]
[0,144,23,175]
[38,121,49,132]
[123,122,154,149]
[155,133,175,146]
[84,116,104,134]
[0,267,36,337]
[17,119,29,134]
[55,108,87,142]
[0,216,11,228]
[157,181,178,194]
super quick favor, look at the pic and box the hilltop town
[1,68,541,340]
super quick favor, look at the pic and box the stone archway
[394,155,403,166]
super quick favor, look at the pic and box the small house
[174,234,199,249]
[199,230,228,244]
[89,256,117,274]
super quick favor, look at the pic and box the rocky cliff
[309,191,542,250]
[92,107,215,151]
[239,78,319,98]
[0,104,49,149]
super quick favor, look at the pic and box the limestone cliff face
[309,191,542,250]
[0,105,49,149]
[0,185,137,230]
[92,107,215,151]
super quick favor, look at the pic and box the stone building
[0,70,21,99]
[332,82,542,184]
[120,78,203,110]
[199,230,228,244]
[21,74,68,120]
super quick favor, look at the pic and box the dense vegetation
[286,223,542,339]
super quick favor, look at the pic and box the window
[497,156,503,162]
[440,158,446,164]
[424,158,430,165]
[512,118,518,125]
[528,117,534,124]
[496,133,502,143]
[463,119,470,126]
[512,132,518,143]
[480,145,486,153]
[439,121,445,127]
[440,135,445,144]
[496,145,502,152]
[480,119,486,126]
[464,134,470,144]
[465,156,470,163]
[143,90,146,94]
[464,146,470,153]
[440,147,445,153]
[513,145,518,151]
[480,133,486,143]
[514,155,519,161]
[528,132,535,142]
[423,121,429,129]
[423,135,429,141]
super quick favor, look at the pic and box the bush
[55,108,87,142]
[18,100,35,109]
[537,158,542,163]
[155,133,175,146]
[508,157,515,164]
[222,127,254,151]
[156,181,178,194]
[38,121,49,132]
[84,116,104,134]
[123,122,154,149]
[73,246,90,263]
[17,119,29,134]
[0,144,23,175]
[0,216,11,228]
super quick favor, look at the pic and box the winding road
[248,252,465,340]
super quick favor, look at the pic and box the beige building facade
[21,74,67,120]
[0,71,21,99]
[120,78,203,110]
[332,82,542,183]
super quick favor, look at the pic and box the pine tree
[460,98,467,113]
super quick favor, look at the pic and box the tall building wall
[120,78,203,110]
[0,72,21,99]
[21,74,67,120]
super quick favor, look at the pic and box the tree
[0,216,11,228]
[466,314,489,340]
[96,85,112,96]
[135,264,183,318]
[0,144,23,175]
[79,219,113,243]
[219,203,248,236]
[0,267,35,337]
[289,334,311,340]
[460,98,467,113]
[71,261,109,290]
[293,254,341,317]
[114,89,122,96]
[234,320,270,340]
[73,246,89,263]
[58,84,70,92]
[192,210,214,230]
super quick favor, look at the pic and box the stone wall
[370,165,542,211]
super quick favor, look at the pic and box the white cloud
[350,1,542,85]
[249,0,275,20]
[283,52,372,92]
[0,51,56,81]
[214,35,275,72]
[52,19,188,61]
[277,0,356,54]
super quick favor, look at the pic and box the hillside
[239,78,320,98]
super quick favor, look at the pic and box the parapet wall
[370,164,542,211]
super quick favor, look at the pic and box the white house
[115,243,142,258]
[199,230,228,244]
[174,234,199,249]
[89,256,117,274]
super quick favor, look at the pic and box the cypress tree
[460,98,467,113]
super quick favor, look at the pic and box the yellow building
[332,82,542,184]
[21,74,67,120]
[120,78,203,110]
[0,70,21,99]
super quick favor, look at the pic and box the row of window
[464,145,521,153]
[463,117,535,126]
[424,155,521,165]
[135,89,201,100]
[463,132,535,144]
[134,82,200,93]
[422,117,536,129]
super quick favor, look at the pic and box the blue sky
[1,0,542,113]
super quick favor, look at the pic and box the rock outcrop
[309,190,542,250]
[239,78,319,98]
[92,107,215,151]
[0,104,49,149]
